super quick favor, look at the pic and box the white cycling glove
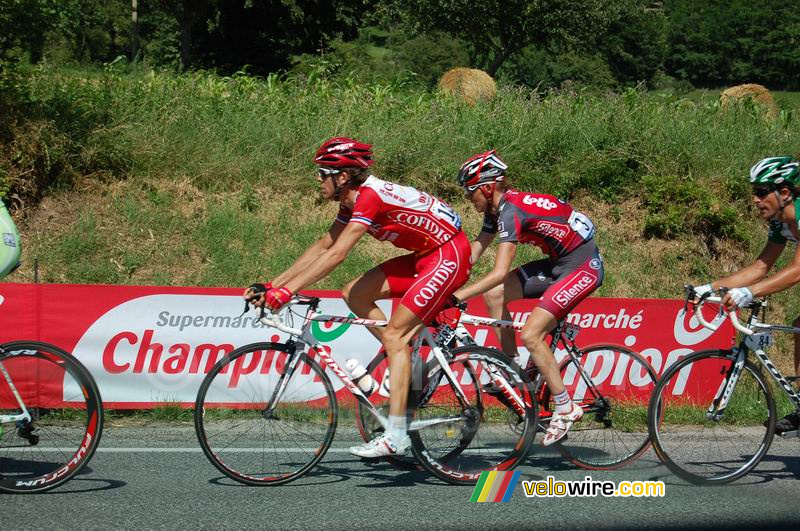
[728,287,754,308]
[694,284,713,297]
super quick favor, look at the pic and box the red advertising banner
[0,283,736,408]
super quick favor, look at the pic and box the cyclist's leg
[341,265,395,342]
[776,313,800,433]
[519,244,604,445]
[351,235,471,457]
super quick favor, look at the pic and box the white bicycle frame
[255,297,525,432]
[694,294,800,426]
[443,310,583,418]
[0,356,33,425]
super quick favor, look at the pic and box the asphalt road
[3,424,799,530]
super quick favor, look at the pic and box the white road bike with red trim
[422,304,659,470]
[0,341,103,493]
[193,295,536,486]
[647,287,800,485]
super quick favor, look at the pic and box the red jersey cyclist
[451,150,604,446]
[245,137,472,458]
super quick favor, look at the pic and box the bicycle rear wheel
[541,345,658,469]
[195,342,337,486]
[648,349,774,485]
[409,346,536,485]
[0,341,103,493]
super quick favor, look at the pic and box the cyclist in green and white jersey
[0,200,21,279]
[695,156,800,433]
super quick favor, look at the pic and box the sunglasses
[751,186,774,199]
[318,167,341,178]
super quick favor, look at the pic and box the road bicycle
[647,286,800,485]
[0,341,103,493]
[194,295,536,486]
[358,303,659,470]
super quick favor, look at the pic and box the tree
[0,0,63,62]
[388,0,622,76]
[664,0,800,89]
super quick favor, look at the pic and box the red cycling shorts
[379,231,472,324]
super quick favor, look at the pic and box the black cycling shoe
[774,410,800,434]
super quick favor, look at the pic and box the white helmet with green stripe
[749,156,800,186]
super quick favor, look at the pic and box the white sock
[387,415,407,443]
[553,390,572,414]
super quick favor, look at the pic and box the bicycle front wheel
[195,342,337,486]
[648,349,775,485]
[0,341,103,493]
[410,346,536,485]
[542,345,658,469]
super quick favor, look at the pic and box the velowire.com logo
[469,471,522,502]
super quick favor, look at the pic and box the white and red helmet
[313,137,374,169]
[457,150,508,190]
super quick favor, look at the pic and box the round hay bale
[720,83,779,119]
[438,68,497,105]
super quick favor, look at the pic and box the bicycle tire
[409,346,536,485]
[0,341,103,494]
[354,348,421,471]
[647,349,775,485]
[539,344,658,469]
[195,342,337,486]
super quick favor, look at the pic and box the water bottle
[346,358,378,396]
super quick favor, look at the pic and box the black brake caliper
[16,421,39,445]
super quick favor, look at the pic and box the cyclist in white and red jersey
[695,156,800,434]
[452,150,604,446]
[245,137,471,458]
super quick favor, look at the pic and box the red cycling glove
[264,286,293,311]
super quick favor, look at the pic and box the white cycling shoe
[542,402,583,447]
[349,433,410,459]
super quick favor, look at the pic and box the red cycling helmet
[313,137,374,168]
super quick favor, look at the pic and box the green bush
[642,174,745,245]
[290,27,470,87]
[0,63,129,203]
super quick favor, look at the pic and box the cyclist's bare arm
[455,241,517,301]
[469,230,496,264]
[710,241,784,290]
[271,221,346,287]
[747,242,800,297]
[284,222,369,293]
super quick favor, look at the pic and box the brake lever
[683,285,695,312]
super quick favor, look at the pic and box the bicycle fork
[707,348,747,421]
[0,360,32,425]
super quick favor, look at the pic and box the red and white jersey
[336,176,463,253]
[482,189,595,259]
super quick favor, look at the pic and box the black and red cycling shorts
[513,240,604,321]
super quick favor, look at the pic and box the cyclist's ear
[336,171,352,187]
